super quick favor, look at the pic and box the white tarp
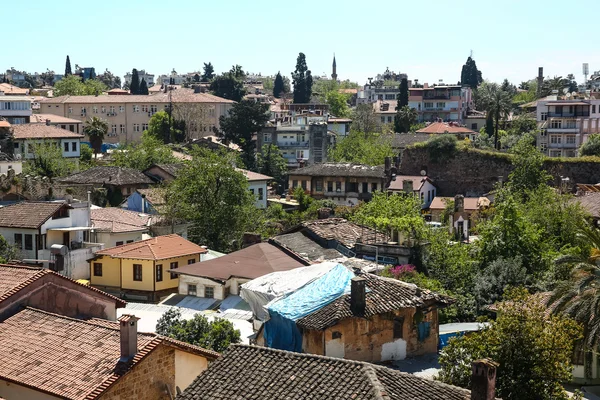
[240,261,338,321]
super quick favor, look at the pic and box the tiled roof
[58,166,154,186]
[40,88,235,104]
[29,114,83,124]
[288,163,385,178]
[172,242,306,281]
[429,196,488,211]
[0,264,125,308]
[151,163,184,178]
[91,208,151,233]
[0,201,67,228]
[0,83,29,95]
[302,218,388,248]
[236,168,272,181]
[0,307,217,400]
[176,344,471,400]
[95,234,206,260]
[297,272,454,330]
[391,133,432,148]
[0,120,10,128]
[12,124,84,140]
[573,192,600,219]
[416,122,476,134]
[136,188,165,206]
[270,232,343,262]
[387,175,431,192]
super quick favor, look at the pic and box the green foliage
[257,144,287,184]
[209,73,245,102]
[96,69,121,89]
[328,131,394,166]
[351,104,380,133]
[421,134,458,161]
[139,78,149,95]
[579,134,600,157]
[217,100,270,170]
[65,55,72,76]
[475,82,512,149]
[111,131,178,171]
[506,137,551,195]
[394,105,417,133]
[79,143,93,163]
[438,288,582,400]
[273,72,284,98]
[83,116,108,156]
[325,90,351,118]
[291,52,313,103]
[398,78,409,108]
[473,256,527,309]
[129,69,140,94]
[460,56,483,88]
[156,308,241,353]
[0,234,17,263]
[146,110,183,144]
[24,141,75,179]
[166,147,256,252]
[53,75,108,97]
[201,62,215,82]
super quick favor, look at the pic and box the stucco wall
[0,380,62,400]
[174,349,209,391]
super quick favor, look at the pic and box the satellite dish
[420,170,427,176]
[15,154,21,160]
[566,93,571,98]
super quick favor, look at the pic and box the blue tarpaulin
[264,264,354,351]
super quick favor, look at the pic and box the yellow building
[90,234,207,301]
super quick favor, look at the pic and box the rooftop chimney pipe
[119,314,140,362]
[471,359,498,400]
[350,276,366,315]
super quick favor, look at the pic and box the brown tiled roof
[91,208,151,233]
[391,133,432,148]
[236,168,272,181]
[573,192,600,219]
[387,175,432,192]
[40,88,235,104]
[0,264,125,308]
[0,201,67,228]
[297,272,454,330]
[576,183,600,193]
[146,163,184,179]
[0,83,29,95]
[302,218,388,248]
[58,166,153,186]
[172,242,306,281]
[136,188,165,206]
[176,344,471,400]
[288,163,385,178]
[12,124,84,140]
[95,234,206,260]
[429,196,488,211]
[0,120,10,128]
[416,122,476,134]
[30,114,83,124]
[0,307,217,400]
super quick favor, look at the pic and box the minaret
[331,54,338,81]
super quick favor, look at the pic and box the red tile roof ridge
[0,268,46,304]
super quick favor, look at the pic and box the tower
[331,54,337,81]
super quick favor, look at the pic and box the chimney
[350,276,366,315]
[384,157,391,174]
[393,156,400,169]
[141,193,146,214]
[403,179,413,193]
[454,194,464,212]
[45,119,51,126]
[471,359,498,400]
[119,314,140,362]
[317,207,331,219]
[193,85,201,94]
[537,67,543,98]
[242,232,261,248]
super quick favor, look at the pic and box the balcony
[547,127,579,133]
[277,141,310,148]
[423,94,450,100]
[548,112,589,118]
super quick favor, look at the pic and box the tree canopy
[24,140,76,179]
[328,131,394,166]
[474,82,512,149]
[111,131,178,171]
[291,53,313,103]
[209,73,245,102]
[83,116,108,157]
[398,77,409,108]
[460,56,483,88]
[139,78,149,95]
[129,69,140,95]
[146,110,184,144]
[394,105,417,133]
[257,144,287,184]
[53,75,108,97]
[273,72,284,98]
[202,62,215,82]
[65,55,72,76]
[579,134,600,157]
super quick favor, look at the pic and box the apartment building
[124,69,155,86]
[12,123,84,159]
[0,94,32,124]
[536,98,600,157]
[39,88,235,143]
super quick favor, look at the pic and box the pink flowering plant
[390,264,416,279]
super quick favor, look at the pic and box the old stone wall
[399,146,600,196]
[100,344,175,400]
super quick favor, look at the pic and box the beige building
[39,88,235,144]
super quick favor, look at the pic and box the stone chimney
[317,208,331,219]
[242,232,261,248]
[454,194,464,213]
[119,314,140,362]
[471,359,498,400]
[193,85,201,94]
[45,119,51,126]
[350,276,367,315]
[384,156,391,174]
[403,179,413,193]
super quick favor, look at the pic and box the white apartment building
[124,69,155,87]
[158,69,187,85]
[0,94,32,124]
[536,98,600,157]
[12,123,84,159]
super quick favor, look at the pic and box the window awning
[47,227,94,232]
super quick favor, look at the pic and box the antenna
[583,63,589,84]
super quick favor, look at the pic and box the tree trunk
[494,111,500,150]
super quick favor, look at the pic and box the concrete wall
[174,349,209,391]
[178,274,225,299]
[96,231,145,248]
[248,180,268,209]
[0,380,62,400]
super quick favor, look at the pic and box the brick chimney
[350,276,366,315]
[119,314,140,362]
[317,208,331,219]
[471,359,498,400]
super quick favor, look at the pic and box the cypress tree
[202,62,215,82]
[65,55,72,76]
[139,78,149,95]
[398,78,409,108]
[485,112,494,137]
[273,72,284,98]
[130,69,140,94]
[292,53,313,103]
[461,56,483,89]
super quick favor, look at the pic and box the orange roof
[429,196,489,210]
[95,234,206,260]
[0,83,29,95]
[0,120,10,128]
[387,175,431,192]
[12,124,84,140]
[416,122,476,134]
[29,114,82,124]
[236,168,272,181]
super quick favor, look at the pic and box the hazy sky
[7,0,600,86]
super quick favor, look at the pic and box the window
[436,102,445,108]
[141,105,148,112]
[387,116,392,123]
[150,105,157,113]
[332,331,342,339]
[205,286,214,298]
[93,263,102,277]
[566,135,576,144]
[540,128,547,137]
[120,124,126,134]
[593,105,597,114]
[393,316,405,338]
[327,181,333,192]
[170,261,178,279]
[335,181,341,192]
[101,106,106,113]
[133,105,140,113]
[133,124,140,132]
[371,182,378,192]
[53,207,69,219]
[421,192,424,201]
[188,284,197,296]
[71,142,77,152]
[381,117,385,123]
[64,142,69,152]
[119,106,125,113]
[155,264,163,282]
[142,123,148,131]
[111,124,117,134]
[541,112,547,121]
[133,264,143,281]
[471,123,477,130]
[24,234,33,250]
[540,143,548,152]
[292,180,298,188]
[550,135,561,144]
[550,150,561,157]
[258,188,264,200]
[109,106,115,114]
[301,180,307,190]
[188,258,195,264]
[14,233,22,249]
[81,107,86,115]
[68,107,73,114]
[424,102,433,109]
[550,120,562,129]
[249,188,254,195]
[93,106,98,113]
[127,240,133,243]
[417,321,431,341]
[315,180,323,192]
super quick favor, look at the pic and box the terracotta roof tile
[136,188,165,206]
[29,114,83,124]
[573,192,600,219]
[387,175,432,192]
[0,201,67,228]
[176,344,471,400]
[95,234,206,260]
[429,196,488,211]
[236,168,272,181]
[297,272,454,330]
[288,163,385,178]
[12,124,84,140]
[0,83,29,95]
[416,122,476,134]
[302,218,388,248]
[58,166,153,186]
[40,88,235,105]
[91,208,151,233]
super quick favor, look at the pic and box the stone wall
[399,146,600,196]
[101,344,175,400]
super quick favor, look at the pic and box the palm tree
[394,105,418,133]
[474,82,512,150]
[549,221,600,348]
[83,117,108,158]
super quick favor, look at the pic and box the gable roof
[416,122,476,135]
[0,201,68,229]
[0,264,125,307]
[91,208,151,233]
[0,307,217,400]
[58,166,154,186]
[95,234,206,260]
[40,89,235,105]
[172,242,306,281]
[176,344,471,400]
[0,83,29,95]
[387,175,432,192]
[429,196,488,211]
[236,168,272,182]
[29,114,83,124]
[12,124,84,140]
[302,218,388,248]
[143,163,184,181]
[135,188,166,206]
[297,272,453,330]
[288,163,385,178]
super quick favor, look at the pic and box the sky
[6,0,600,86]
